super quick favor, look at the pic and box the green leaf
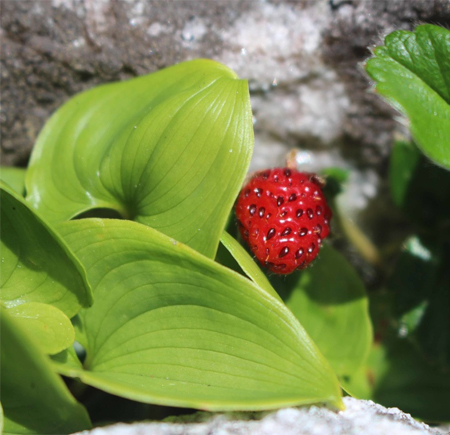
[271,245,372,380]
[56,218,343,411]
[0,307,91,434]
[0,183,93,319]
[26,60,254,258]
[51,345,84,373]
[373,338,450,422]
[389,140,421,208]
[350,337,450,422]
[0,166,26,196]
[0,402,4,434]
[389,145,450,229]
[5,302,75,355]
[220,231,282,302]
[388,235,450,368]
[366,24,450,170]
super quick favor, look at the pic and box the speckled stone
[73,397,446,435]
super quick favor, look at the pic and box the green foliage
[53,218,342,411]
[359,23,450,420]
[0,307,91,434]
[0,183,92,354]
[25,59,253,259]
[1,22,449,430]
[0,166,26,196]
[271,245,372,382]
[366,24,450,170]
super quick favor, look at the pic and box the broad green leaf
[0,166,26,196]
[0,183,92,319]
[388,235,450,368]
[220,231,282,302]
[0,307,91,434]
[26,59,254,258]
[366,24,450,169]
[271,245,372,380]
[56,218,343,411]
[389,140,421,208]
[5,302,74,355]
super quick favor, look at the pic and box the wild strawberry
[235,167,332,274]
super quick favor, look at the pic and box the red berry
[235,167,332,274]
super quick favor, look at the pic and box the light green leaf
[220,231,282,302]
[5,302,75,355]
[366,24,450,169]
[0,166,26,196]
[0,307,91,434]
[51,345,84,373]
[26,59,254,258]
[0,183,92,319]
[0,402,4,434]
[57,218,343,411]
[272,245,372,379]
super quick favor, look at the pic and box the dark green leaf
[56,218,343,411]
[25,60,254,258]
[366,24,450,169]
[389,140,421,208]
[388,235,450,368]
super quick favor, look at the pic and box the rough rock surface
[2,0,450,167]
[74,397,447,435]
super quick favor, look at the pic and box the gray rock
[2,0,449,167]
[1,0,449,281]
[73,397,446,435]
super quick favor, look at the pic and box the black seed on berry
[258,207,265,218]
[266,248,270,256]
[316,205,322,216]
[308,243,315,253]
[255,188,262,197]
[289,193,297,202]
[281,210,288,217]
[244,189,250,197]
[274,175,279,182]
[272,263,286,271]
[299,227,308,237]
[307,208,314,219]
[254,228,259,235]
[279,247,289,258]
[267,228,276,240]
[296,209,303,218]
[284,168,291,177]
[281,227,292,236]
[249,204,256,215]
[314,224,322,235]
[262,170,270,179]
[277,196,284,206]
[295,248,304,258]
[244,230,249,239]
